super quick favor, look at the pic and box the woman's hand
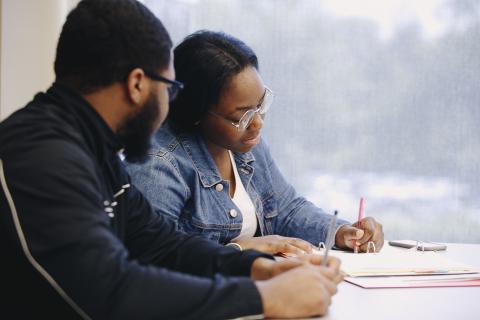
[232,235,314,255]
[335,217,384,252]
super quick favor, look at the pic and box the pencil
[322,210,338,266]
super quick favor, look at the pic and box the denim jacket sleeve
[126,149,189,225]
[260,142,350,246]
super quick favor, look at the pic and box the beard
[118,91,161,163]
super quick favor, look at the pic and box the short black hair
[169,30,258,131]
[55,0,172,94]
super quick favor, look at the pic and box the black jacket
[0,83,270,319]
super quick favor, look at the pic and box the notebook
[315,245,477,277]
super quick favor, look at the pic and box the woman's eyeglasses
[209,87,274,131]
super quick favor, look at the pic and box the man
[0,0,342,319]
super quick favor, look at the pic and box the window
[146,0,480,243]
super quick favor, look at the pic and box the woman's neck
[205,140,236,197]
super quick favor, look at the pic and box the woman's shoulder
[150,122,183,158]
[126,123,193,179]
[150,122,203,170]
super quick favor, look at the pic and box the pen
[322,210,338,266]
[354,197,364,253]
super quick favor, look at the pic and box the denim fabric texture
[126,122,349,246]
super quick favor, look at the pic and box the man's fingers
[273,259,304,275]
[319,264,340,280]
[326,256,341,271]
[317,273,338,296]
[334,271,346,284]
[296,256,343,284]
[302,255,340,271]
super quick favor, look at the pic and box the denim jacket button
[215,183,224,192]
[229,209,238,218]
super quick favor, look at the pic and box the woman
[126,30,384,255]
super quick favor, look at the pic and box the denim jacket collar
[172,124,256,188]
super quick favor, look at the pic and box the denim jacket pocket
[261,192,278,234]
[179,218,223,242]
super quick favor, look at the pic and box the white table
[319,243,480,320]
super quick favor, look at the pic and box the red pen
[358,197,364,226]
[354,197,365,253]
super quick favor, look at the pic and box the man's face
[119,89,161,163]
[151,57,175,132]
[120,59,175,163]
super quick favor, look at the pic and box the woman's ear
[125,68,149,107]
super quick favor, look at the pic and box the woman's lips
[242,135,260,146]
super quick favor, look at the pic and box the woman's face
[200,66,267,153]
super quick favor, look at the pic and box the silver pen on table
[322,210,338,266]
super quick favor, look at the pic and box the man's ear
[125,68,149,107]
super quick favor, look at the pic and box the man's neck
[83,83,130,133]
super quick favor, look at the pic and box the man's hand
[255,258,343,318]
[251,258,300,280]
[233,235,314,255]
[335,217,384,252]
[297,255,343,284]
[250,255,342,281]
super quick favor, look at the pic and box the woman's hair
[169,30,258,131]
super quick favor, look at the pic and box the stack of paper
[327,249,475,277]
[314,244,479,288]
[346,274,480,289]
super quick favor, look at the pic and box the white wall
[0,0,78,120]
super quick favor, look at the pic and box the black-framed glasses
[144,70,184,102]
[209,87,274,131]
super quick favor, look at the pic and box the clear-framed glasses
[144,70,184,102]
[209,87,274,131]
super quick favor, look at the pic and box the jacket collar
[168,122,255,188]
[42,82,123,163]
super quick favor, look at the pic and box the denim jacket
[126,122,349,246]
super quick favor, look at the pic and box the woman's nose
[247,112,264,130]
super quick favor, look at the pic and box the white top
[228,151,257,239]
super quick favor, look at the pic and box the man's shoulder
[0,101,80,151]
[0,103,94,174]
